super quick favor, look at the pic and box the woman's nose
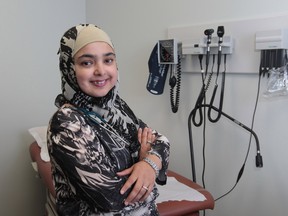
[93,62,105,75]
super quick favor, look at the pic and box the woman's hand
[138,127,155,160]
[117,159,157,205]
[116,127,159,205]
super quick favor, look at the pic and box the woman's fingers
[139,127,153,160]
[118,162,155,205]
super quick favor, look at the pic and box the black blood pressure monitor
[158,39,178,64]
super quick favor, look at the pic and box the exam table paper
[157,177,207,203]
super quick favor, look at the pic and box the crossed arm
[117,127,161,205]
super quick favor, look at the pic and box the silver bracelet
[143,157,159,177]
[148,150,162,162]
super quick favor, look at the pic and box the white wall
[0,1,85,215]
[1,1,287,215]
[87,1,288,216]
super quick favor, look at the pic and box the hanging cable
[208,26,226,123]
[188,102,263,192]
[201,99,207,189]
[188,59,263,187]
[214,71,262,201]
[192,54,215,126]
[207,54,227,122]
[192,29,215,127]
[169,55,181,113]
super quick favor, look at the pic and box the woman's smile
[91,79,108,87]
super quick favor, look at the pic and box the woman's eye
[81,60,94,67]
[104,58,114,64]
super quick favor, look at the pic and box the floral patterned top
[47,98,170,216]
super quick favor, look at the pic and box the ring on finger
[147,141,153,145]
[142,185,149,191]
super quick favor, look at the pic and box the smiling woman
[47,24,170,216]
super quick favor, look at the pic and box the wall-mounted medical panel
[182,35,233,55]
[255,29,288,50]
[168,14,288,74]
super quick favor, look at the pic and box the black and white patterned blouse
[47,96,170,216]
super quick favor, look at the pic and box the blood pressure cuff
[146,43,169,95]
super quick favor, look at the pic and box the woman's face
[73,41,118,98]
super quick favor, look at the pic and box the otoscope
[192,28,214,127]
[204,28,214,77]
[216,26,224,73]
[208,26,226,123]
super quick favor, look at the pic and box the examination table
[29,141,214,216]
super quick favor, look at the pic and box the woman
[47,24,170,216]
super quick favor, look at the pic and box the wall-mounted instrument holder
[182,35,233,55]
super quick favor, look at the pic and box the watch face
[158,39,176,64]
